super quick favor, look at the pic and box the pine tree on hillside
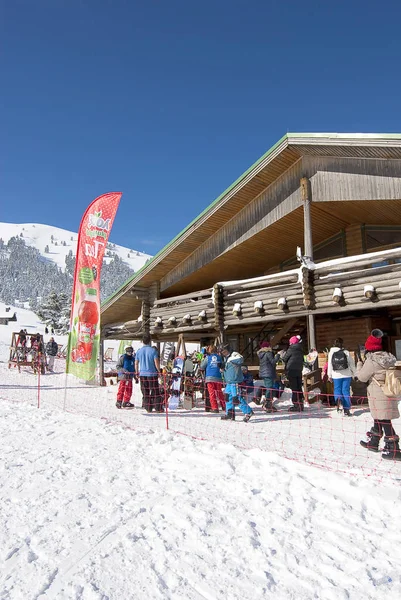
[0,235,145,309]
[65,250,76,277]
[36,292,71,333]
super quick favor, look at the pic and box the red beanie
[365,335,382,352]
[260,341,270,348]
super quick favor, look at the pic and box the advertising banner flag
[66,192,122,380]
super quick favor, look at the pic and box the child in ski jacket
[116,346,137,409]
[240,366,254,404]
[200,346,225,412]
[220,345,253,422]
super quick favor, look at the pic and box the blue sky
[1,0,401,255]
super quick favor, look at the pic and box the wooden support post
[270,318,299,347]
[301,176,317,352]
[213,284,225,345]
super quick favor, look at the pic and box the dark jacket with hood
[283,342,304,376]
[257,347,280,379]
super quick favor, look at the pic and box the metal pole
[301,176,317,351]
[99,333,106,386]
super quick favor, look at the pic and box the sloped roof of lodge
[101,132,401,327]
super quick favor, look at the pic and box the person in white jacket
[327,338,356,416]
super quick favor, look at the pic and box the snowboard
[168,356,185,410]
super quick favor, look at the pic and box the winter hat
[289,335,301,345]
[260,341,270,348]
[365,329,383,352]
[221,343,232,354]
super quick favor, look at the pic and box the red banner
[66,192,122,380]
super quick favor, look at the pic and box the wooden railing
[149,288,214,334]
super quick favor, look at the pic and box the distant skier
[116,346,137,409]
[45,337,58,372]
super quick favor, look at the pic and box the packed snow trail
[1,401,401,600]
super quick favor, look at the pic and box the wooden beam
[301,175,317,353]
[270,318,299,346]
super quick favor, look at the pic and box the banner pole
[164,372,169,430]
[37,353,41,408]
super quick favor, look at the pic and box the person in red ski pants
[200,345,226,413]
[116,346,137,409]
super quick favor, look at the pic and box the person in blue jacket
[200,345,226,413]
[240,365,254,404]
[220,344,254,422]
[116,346,137,409]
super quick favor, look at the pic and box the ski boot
[263,399,277,413]
[288,402,304,412]
[221,409,235,421]
[381,436,401,461]
[243,410,254,423]
[360,429,382,452]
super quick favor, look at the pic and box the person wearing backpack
[357,329,401,461]
[327,338,356,416]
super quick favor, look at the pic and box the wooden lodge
[101,133,401,368]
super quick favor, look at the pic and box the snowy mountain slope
[0,222,152,273]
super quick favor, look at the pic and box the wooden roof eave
[101,136,296,312]
[101,132,401,320]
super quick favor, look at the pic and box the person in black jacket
[257,341,280,412]
[45,337,58,372]
[283,335,305,412]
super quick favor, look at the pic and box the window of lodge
[364,226,401,251]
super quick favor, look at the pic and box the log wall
[149,289,214,335]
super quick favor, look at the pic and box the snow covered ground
[1,306,401,599]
